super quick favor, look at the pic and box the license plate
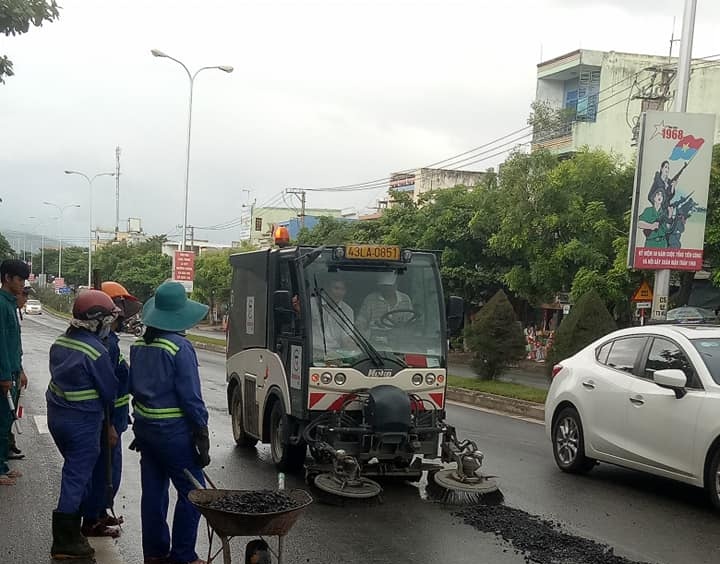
[345,245,400,261]
[367,368,393,378]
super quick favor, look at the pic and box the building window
[255,217,263,231]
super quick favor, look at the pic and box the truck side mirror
[447,296,464,334]
[273,290,293,316]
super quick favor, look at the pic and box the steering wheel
[379,309,419,328]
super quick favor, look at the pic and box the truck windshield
[303,250,444,368]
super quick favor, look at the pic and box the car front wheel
[707,447,720,511]
[552,407,596,474]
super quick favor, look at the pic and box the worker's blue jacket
[129,332,208,434]
[46,329,118,413]
[106,331,130,433]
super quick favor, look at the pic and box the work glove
[193,426,211,468]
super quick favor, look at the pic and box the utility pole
[287,188,307,228]
[115,146,121,238]
[651,0,696,321]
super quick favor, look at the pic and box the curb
[446,387,545,422]
[190,341,227,354]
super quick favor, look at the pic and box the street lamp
[43,201,81,279]
[151,48,233,251]
[64,170,115,286]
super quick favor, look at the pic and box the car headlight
[320,372,332,385]
[425,373,436,385]
[411,373,423,386]
[334,373,347,385]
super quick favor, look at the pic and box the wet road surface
[2,314,719,564]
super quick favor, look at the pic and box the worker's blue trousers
[82,433,123,522]
[48,405,102,514]
[135,423,205,563]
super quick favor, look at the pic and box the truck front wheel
[269,400,306,473]
[231,384,258,448]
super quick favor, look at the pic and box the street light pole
[150,49,233,251]
[64,170,115,286]
[651,0,697,321]
[43,201,81,279]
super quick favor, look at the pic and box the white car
[24,299,42,315]
[545,324,720,508]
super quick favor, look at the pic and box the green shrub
[35,286,74,314]
[464,290,525,380]
[547,289,617,373]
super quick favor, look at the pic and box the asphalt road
[2,313,719,564]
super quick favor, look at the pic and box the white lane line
[446,400,545,426]
[89,537,125,564]
[34,415,49,434]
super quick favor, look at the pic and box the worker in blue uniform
[47,290,120,560]
[129,281,210,564]
[81,281,142,537]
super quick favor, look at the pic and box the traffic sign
[635,301,652,309]
[631,281,653,302]
[172,251,195,293]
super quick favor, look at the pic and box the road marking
[34,415,49,434]
[89,537,125,564]
[446,400,545,426]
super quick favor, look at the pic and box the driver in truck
[356,271,413,330]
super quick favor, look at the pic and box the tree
[0,231,16,260]
[1,0,60,83]
[547,289,617,373]
[464,290,526,380]
[490,148,635,310]
[192,249,233,324]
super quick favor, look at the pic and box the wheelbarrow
[184,471,313,564]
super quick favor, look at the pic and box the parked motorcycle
[125,315,145,337]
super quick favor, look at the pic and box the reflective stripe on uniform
[114,394,130,408]
[48,380,100,401]
[132,338,180,356]
[55,336,102,360]
[134,401,184,419]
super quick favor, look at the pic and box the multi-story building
[532,49,720,161]
[389,167,487,201]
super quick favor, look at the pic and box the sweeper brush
[425,426,503,506]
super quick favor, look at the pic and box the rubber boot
[51,511,95,560]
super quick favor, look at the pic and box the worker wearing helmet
[7,281,33,462]
[47,290,120,560]
[81,281,141,537]
[129,281,209,564]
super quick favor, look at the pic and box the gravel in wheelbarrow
[189,489,313,538]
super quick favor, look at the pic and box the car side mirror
[447,296,464,335]
[273,290,293,317]
[653,369,687,399]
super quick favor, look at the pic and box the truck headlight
[425,373,436,385]
[411,373,423,386]
[334,373,347,385]
[321,372,333,385]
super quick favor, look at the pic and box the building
[533,49,720,161]
[161,240,233,257]
[92,217,147,250]
[389,168,487,201]
[241,206,345,245]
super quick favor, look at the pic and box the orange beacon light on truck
[273,225,290,247]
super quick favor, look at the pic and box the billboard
[237,207,252,241]
[628,111,716,271]
[172,251,195,293]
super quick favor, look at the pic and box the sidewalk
[448,360,550,390]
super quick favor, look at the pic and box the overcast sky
[2,0,720,246]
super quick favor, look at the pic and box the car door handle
[629,396,645,406]
[581,381,595,390]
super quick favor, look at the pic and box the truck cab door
[273,255,306,415]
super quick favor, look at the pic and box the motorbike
[125,315,145,337]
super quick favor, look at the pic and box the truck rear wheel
[231,385,258,448]
[269,400,306,473]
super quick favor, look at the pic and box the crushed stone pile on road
[457,505,653,564]
[201,491,300,514]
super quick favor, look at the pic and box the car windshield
[303,249,444,368]
[691,338,720,385]
[27,300,40,306]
